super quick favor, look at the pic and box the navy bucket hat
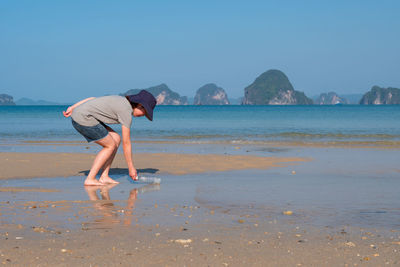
[126,90,157,121]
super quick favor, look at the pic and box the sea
[1,105,400,144]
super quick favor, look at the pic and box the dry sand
[0,152,307,179]
[0,200,399,266]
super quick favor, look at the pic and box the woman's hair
[125,96,140,109]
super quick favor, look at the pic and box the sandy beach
[1,144,400,266]
[0,152,307,179]
[1,213,399,266]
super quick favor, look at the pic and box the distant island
[194,83,230,105]
[3,73,399,106]
[359,86,400,105]
[121,84,188,105]
[0,95,69,106]
[0,94,16,105]
[242,69,313,105]
[15,98,69,105]
[314,92,348,105]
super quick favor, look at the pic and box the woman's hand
[129,167,138,181]
[63,106,73,117]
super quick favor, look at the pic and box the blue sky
[1,0,399,102]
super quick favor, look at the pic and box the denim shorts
[72,120,109,143]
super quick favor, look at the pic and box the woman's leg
[99,127,121,184]
[84,134,118,186]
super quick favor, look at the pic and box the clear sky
[1,0,399,103]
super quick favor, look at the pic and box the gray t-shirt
[71,95,133,128]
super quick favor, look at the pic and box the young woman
[63,90,156,186]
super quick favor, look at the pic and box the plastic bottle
[137,176,161,184]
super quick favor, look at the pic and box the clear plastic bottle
[137,176,161,184]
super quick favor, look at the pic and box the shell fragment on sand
[283,211,293,215]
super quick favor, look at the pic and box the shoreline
[2,139,400,149]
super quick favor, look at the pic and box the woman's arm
[121,125,138,180]
[63,97,95,117]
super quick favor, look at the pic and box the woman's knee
[104,125,121,147]
[96,135,117,150]
[110,132,121,147]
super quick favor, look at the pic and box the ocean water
[1,105,400,144]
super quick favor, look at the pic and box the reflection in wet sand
[82,184,161,229]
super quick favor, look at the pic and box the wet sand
[1,145,400,266]
[1,174,399,267]
[0,187,60,193]
[0,152,307,179]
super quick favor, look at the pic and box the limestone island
[122,84,188,105]
[0,94,16,106]
[194,83,230,105]
[359,86,400,105]
[242,69,313,105]
[314,92,348,105]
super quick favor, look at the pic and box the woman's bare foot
[99,176,120,184]
[84,179,105,186]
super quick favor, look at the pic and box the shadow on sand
[79,167,159,176]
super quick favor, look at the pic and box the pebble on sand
[175,239,192,244]
[345,241,356,247]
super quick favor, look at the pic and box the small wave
[132,139,400,148]
[274,132,398,139]
[145,132,400,141]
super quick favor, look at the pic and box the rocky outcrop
[242,69,313,105]
[315,92,348,105]
[359,86,400,105]
[194,83,230,105]
[122,84,188,105]
[0,94,16,105]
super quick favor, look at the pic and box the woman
[63,90,156,186]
